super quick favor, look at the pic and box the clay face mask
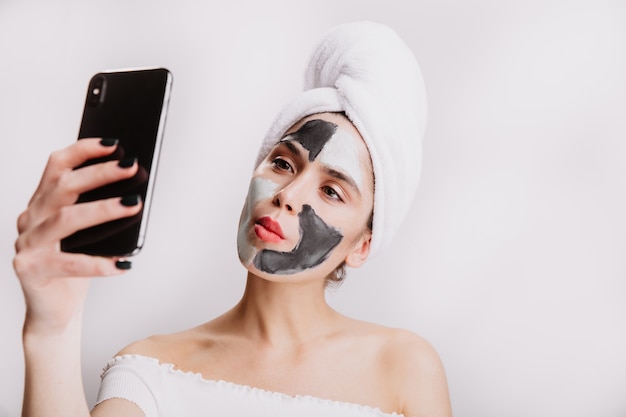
[237,178,343,275]
[237,177,278,266]
[317,128,363,190]
[238,119,364,275]
[284,119,336,161]
[254,204,343,274]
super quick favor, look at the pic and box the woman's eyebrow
[323,166,362,197]
[278,139,302,158]
[278,138,362,197]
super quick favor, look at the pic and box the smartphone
[61,67,173,257]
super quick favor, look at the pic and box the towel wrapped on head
[255,21,427,258]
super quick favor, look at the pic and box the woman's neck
[227,272,342,348]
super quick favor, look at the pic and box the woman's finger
[62,157,139,197]
[32,158,138,215]
[16,196,142,252]
[19,158,139,234]
[32,138,121,200]
[14,248,128,281]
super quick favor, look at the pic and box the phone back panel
[61,68,172,256]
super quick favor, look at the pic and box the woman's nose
[272,175,309,214]
[273,194,294,212]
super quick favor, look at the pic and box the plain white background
[1,1,625,416]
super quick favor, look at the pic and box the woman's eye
[272,158,293,172]
[321,185,343,202]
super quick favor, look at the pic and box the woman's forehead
[282,115,371,164]
[284,112,361,138]
[278,117,373,194]
[281,119,338,161]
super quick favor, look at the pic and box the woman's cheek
[237,177,279,266]
[253,204,344,275]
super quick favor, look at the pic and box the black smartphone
[61,67,173,257]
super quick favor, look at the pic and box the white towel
[255,21,427,258]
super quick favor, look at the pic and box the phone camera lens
[88,76,106,107]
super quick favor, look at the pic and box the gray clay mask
[238,119,365,276]
[253,204,343,274]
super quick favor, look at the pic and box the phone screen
[61,68,172,257]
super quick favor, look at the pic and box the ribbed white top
[96,354,404,417]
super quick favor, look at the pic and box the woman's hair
[327,262,347,288]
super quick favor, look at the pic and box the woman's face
[237,113,374,282]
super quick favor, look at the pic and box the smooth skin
[15,115,452,417]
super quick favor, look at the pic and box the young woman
[14,23,452,417]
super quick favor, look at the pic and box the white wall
[1,1,625,416]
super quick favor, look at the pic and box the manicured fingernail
[120,194,141,207]
[100,138,119,147]
[115,260,132,270]
[118,157,137,168]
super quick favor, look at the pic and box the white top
[96,354,404,417]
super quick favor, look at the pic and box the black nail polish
[120,194,141,207]
[118,157,137,168]
[115,260,132,270]
[100,138,119,147]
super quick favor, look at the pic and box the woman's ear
[345,231,372,268]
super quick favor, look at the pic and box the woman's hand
[14,137,142,333]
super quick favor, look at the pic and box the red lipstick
[254,216,284,243]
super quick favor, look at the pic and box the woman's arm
[92,399,145,416]
[15,138,142,417]
[22,315,88,416]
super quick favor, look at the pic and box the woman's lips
[254,216,284,243]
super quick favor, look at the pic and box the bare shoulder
[115,324,208,364]
[377,327,445,376]
[349,321,452,417]
[344,319,442,367]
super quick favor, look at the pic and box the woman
[15,22,452,416]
